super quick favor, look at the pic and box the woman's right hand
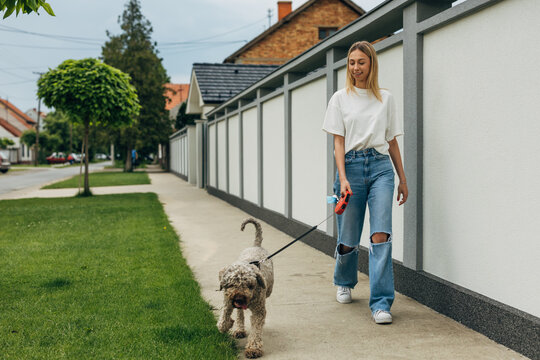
[340,179,352,198]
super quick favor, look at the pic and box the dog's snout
[232,295,248,309]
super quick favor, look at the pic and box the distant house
[186,63,278,118]
[25,108,47,132]
[0,98,35,163]
[224,0,365,65]
[164,83,190,121]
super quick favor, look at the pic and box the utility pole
[267,9,272,28]
[33,72,44,166]
[34,98,41,166]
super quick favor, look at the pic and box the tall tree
[102,0,171,172]
[37,58,140,195]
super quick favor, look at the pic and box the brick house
[224,0,365,65]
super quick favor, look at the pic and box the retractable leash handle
[335,189,352,215]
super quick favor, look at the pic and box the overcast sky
[0,0,387,112]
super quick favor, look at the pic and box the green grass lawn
[43,171,151,189]
[0,194,237,359]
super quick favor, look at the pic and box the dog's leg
[232,308,246,338]
[245,302,266,359]
[217,302,235,333]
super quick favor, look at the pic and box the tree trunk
[78,137,85,195]
[83,121,91,196]
[125,146,133,172]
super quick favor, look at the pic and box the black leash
[250,213,334,266]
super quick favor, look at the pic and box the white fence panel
[378,45,405,262]
[262,95,285,214]
[423,0,540,317]
[208,123,216,187]
[217,121,227,191]
[291,77,328,231]
[242,107,258,204]
[228,115,240,197]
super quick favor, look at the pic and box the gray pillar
[195,119,205,188]
[284,74,293,219]
[214,115,219,190]
[402,0,452,271]
[238,102,244,199]
[225,108,229,194]
[256,89,265,207]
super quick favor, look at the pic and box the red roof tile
[0,98,36,129]
[0,117,23,137]
[164,84,190,111]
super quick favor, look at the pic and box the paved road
[0,161,110,195]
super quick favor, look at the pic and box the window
[318,27,338,40]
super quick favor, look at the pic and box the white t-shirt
[322,87,403,155]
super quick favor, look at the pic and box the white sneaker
[372,310,392,324]
[336,286,352,304]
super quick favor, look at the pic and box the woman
[322,41,408,324]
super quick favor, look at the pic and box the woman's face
[348,49,371,87]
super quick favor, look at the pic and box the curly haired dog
[217,218,274,358]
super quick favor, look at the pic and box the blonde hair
[345,41,382,102]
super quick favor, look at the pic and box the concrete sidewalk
[0,173,527,359]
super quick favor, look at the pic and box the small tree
[0,0,54,18]
[38,58,140,195]
[0,137,15,148]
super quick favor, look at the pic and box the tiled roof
[164,83,190,110]
[0,117,22,137]
[193,63,278,104]
[0,98,36,128]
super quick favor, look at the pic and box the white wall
[291,77,328,231]
[228,115,240,197]
[188,126,197,185]
[423,0,540,317]
[242,107,259,204]
[217,120,227,191]
[169,136,178,175]
[262,95,285,214]
[208,124,216,187]
[378,45,405,262]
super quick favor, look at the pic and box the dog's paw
[217,318,234,333]
[245,347,263,358]
[232,330,246,338]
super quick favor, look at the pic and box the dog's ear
[219,267,227,291]
[256,272,266,289]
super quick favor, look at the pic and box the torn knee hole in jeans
[369,232,392,253]
[337,244,358,255]
[370,232,391,243]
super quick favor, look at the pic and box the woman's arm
[334,135,351,196]
[387,137,408,206]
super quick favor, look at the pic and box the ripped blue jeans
[334,148,395,313]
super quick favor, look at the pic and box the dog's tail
[241,218,263,247]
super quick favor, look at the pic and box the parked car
[95,153,110,160]
[69,153,82,163]
[46,152,78,164]
[0,150,11,173]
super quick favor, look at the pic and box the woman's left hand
[397,183,408,206]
